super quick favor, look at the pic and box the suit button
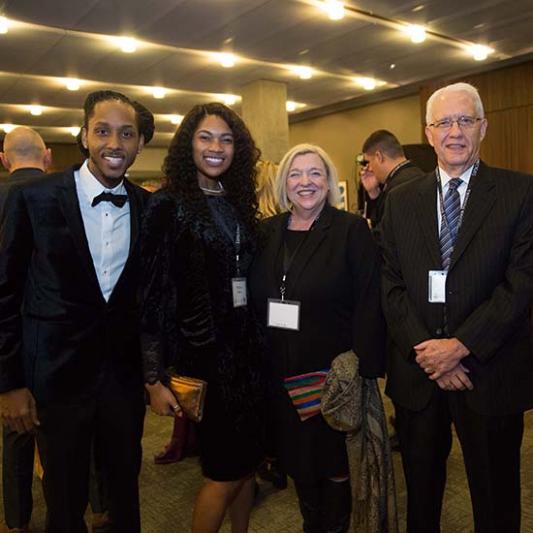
[436,328,443,335]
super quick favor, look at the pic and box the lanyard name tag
[231,277,247,308]
[267,298,300,331]
[428,270,447,303]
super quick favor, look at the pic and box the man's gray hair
[426,82,485,125]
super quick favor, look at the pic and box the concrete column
[240,79,289,163]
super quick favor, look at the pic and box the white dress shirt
[74,160,130,301]
[436,164,474,234]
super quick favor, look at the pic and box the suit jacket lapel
[449,163,496,270]
[414,174,442,267]
[57,167,102,292]
[124,179,140,254]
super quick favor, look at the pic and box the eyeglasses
[428,116,483,130]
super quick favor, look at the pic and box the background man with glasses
[380,82,533,533]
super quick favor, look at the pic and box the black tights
[294,477,351,533]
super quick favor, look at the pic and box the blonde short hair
[275,143,341,212]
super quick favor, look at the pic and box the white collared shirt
[436,164,474,234]
[74,160,130,301]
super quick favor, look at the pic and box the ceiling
[0,0,531,146]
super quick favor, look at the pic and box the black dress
[140,190,265,481]
[249,205,385,482]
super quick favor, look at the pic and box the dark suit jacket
[381,162,533,416]
[250,204,386,381]
[367,161,424,229]
[0,165,150,405]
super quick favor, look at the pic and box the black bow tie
[91,192,128,208]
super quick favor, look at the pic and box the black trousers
[2,424,34,528]
[35,373,145,533]
[395,390,524,533]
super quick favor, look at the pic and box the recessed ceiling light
[468,44,494,61]
[152,87,167,99]
[403,24,426,43]
[213,52,237,68]
[65,78,81,91]
[288,65,314,80]
[117,37,138,53]
[286,101,306,112]
[1,123,15,133]
[169,114,183,125]
[412,4,425,12]
[29,105,43,116]
[322,0,345,21]
[0,16,9,34]
[353,77,377,91]
[389,63,396,69]
[221,94,238,106]
[68,126,80,137]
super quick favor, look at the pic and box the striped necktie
[439,178,462,270]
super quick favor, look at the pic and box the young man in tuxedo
[0,126,51,533]
[381,82,533,533]
[0,90,154,532]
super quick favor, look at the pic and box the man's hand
[435,363,474,391]
[360,169,381,199]
[145,381,182,418]
[414,337,470,380]
[0,388,40,433]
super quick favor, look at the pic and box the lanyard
[436,160,478,240]
[279,214,320,300]
[216,217,242,275]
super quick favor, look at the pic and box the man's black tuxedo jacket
[0,166,150,405]
[381,162,533,416]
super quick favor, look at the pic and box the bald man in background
[0,126,50,533]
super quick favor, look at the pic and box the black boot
[294,480,322,533]
[320,478,351,533]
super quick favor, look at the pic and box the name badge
[231,277,247,307]
[428,270,447,303]
[267,298,300,331]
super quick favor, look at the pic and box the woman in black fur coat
[140,103,264,532]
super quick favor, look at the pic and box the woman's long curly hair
[163,102,261,238]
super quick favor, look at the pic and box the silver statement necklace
[199,180,225,195]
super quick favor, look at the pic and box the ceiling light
[152,87,167,99]
[29,105,43,116]
[322,1,345,21]
[214,52,237,68]
[412,4,425,12]
[65,78,81,91]
[117,37,138,53]
[68,126,80,137]
[221,94,238,106]
[1,123,15,133]
[389,63,396,69]
[354,77,377,91]
[169,114,183,125]
[468,44,494,61]
[0,16,9,34]
[289,65,314,80]
[404,24,426,43]
[286,101,298,112]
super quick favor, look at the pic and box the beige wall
[289,94,422,211]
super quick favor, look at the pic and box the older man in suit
[381,82,533,533]
[0,90,154,532]
[0,127,51,533]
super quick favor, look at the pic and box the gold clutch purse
[168,374,207,423]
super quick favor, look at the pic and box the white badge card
[231,277,247,308]
[428,270,447,303]
[267,298,300,331]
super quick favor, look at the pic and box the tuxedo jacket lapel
[450,163,496,270]
[57,168,102,294]
[414,174,442,267]
[124,179,141,254]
